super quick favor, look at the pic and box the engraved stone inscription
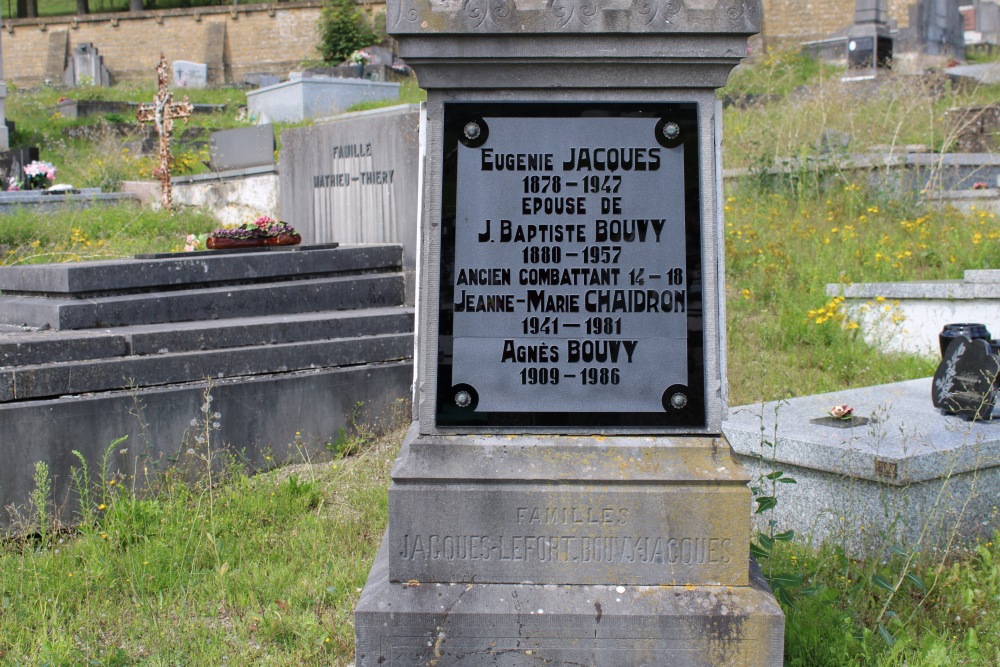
[398,533,733,565]
[397,503,732,567]
[388,485,749,585]
[440,105,704,426]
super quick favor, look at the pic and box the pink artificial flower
[829,405,854,419]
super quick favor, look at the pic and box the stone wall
[1,1,328,87]
[761,0,913,49]
[1,0,922,80]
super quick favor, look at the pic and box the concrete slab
[829,269,1000,356]
[0,273,405,329]
[0,330,129,367]
[0,245,402,295]
[1,332,413,402]
[0,362,413,528]
[246,77,400,123]
[0,308,412,366]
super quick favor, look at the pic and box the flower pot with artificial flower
[23,160,56,191]
[205,216,302,249]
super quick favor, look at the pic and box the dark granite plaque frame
[436,102,705,429]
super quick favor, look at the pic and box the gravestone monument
[279,105,420,303]
[846,0,893,79]
[62,43,111,87]
[899,0,965,57]
[209,124,275,172]
[355,0,785,664]
[172,60,209,89]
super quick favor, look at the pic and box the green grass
[721,175,998,404]
[0,417,403,665]
[5,78,423,188]
[722,49,1000,169]
[720,51,1000,404]
[0,204,217,265]
[6,83,253,186]
[771,538,1000,665]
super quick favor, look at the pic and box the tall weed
[722,174,1000,403]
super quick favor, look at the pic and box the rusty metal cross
[136,54,193,211]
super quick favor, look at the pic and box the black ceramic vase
[939,323,992,358]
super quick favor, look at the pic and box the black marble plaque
[932,336,1000,419]
[436,103,705,428]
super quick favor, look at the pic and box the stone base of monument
[355,427,785,665]
[357,537,784,666]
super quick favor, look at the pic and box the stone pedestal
[358,538,783,666]
[386,428,752,587]
[357,428,784,665]
[356,0,783,663]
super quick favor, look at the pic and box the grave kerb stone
[828,271,1000,356]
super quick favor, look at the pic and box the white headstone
[172,60,208,89]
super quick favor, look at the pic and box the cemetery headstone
[353,0,784,664]
[209,124,275,172]
[63,43,111,87]
[845,0,893,79]
[172,60,209,90]
[0,146,39,190]
[279,105,419,303]
[900,0,965,57]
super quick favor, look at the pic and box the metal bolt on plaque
[463,122,481,140]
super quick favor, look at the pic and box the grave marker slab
[280,105,419,303]
[172,60,208,89]
[439,104,704,428]
[63,43,111,87]
[246,76,400,123]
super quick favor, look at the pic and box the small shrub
[317,0,382,64]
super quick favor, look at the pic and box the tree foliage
[317,0,381,64]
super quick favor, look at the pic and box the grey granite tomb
[354,0,785,665]
[724,378,1000,556]
[245,74,400,123]
[209,124,275,172]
